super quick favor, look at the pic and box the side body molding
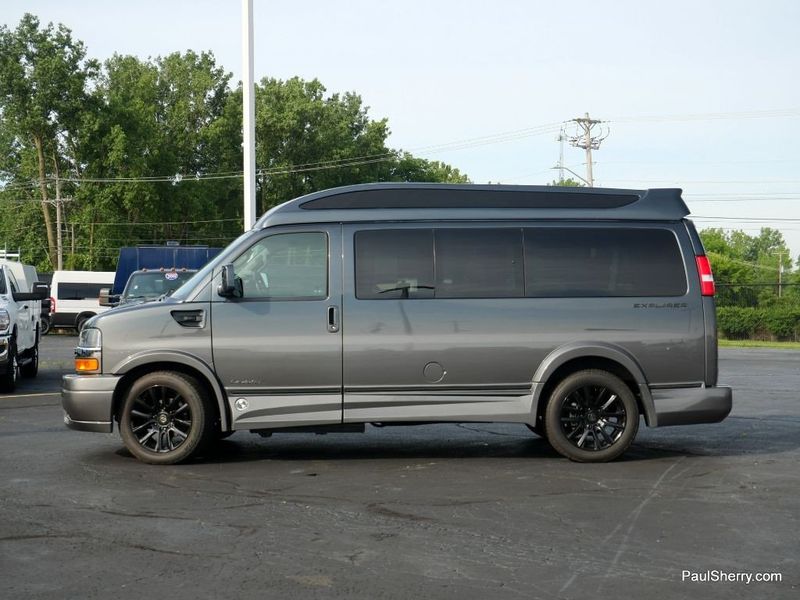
[531,342,656,427]
[112,351,230,430]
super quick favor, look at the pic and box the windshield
[122,271,197,300]
[170,229,259,302]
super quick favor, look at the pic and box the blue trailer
[111,245,221,295]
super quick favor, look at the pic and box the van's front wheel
[545,370,639,462]
[119,371,213,464]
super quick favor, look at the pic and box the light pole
[242,0,256,231]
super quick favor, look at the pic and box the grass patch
[719,339,800,349]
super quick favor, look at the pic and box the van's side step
[252,423,366,437]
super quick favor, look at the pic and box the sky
[5,0,800,262]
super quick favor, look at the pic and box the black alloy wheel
[129,385,193,453]
[119,371,213,464]
[545,369,639,462]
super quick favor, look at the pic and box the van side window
[233,232,328,300]
[58,283,108,300]
[435,229,524,298]
[355,230,435,299]
[524,228,687,297]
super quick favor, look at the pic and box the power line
[609,107,800,124]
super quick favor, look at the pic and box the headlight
[77,327,102,350]
[0,309,9,333]
[75,327,102,374]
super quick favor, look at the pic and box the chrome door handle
[327,306,339,333]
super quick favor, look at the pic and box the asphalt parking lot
[1,335,798,599]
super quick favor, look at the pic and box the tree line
[0,14,468,271]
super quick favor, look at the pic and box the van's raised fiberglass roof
[255,183,690,229]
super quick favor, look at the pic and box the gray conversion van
[62,184,732,464]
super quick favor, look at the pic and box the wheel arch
[532,343,656,427]
[111,352,230,431]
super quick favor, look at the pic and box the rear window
[56,282,108,301]
[523,228,687,297]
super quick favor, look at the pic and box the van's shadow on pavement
[110,415,800,465]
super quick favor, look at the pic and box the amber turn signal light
[75,357,99,372]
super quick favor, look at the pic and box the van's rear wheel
[544,369,638,462]
[119,371,213,464]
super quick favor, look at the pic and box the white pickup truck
[0,254,48,392]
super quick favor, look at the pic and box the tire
[20,337,38,378]
[119,371,214,465]
[544,369,639,463]
[0,341,19,393]
[76,315,92,333]
[41,317,51,336]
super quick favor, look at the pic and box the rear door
[211,225,343,429]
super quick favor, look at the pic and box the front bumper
[61,374,122,433]
[651,385,732,427]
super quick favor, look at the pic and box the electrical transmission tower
[567,113,609,187]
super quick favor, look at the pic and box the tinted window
[435,229,523,298]
[0,270,6,295]
[57,282,108,301]
[524,228,686,297]
[233,232,327,299]
[355,230,434,299]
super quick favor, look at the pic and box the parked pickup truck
[99,244,220,309]
[0,254,49,391]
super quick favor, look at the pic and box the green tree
[71,51,239,268]
[1,16,470,271]
[253,77,469,212]
[549,178,586,187]
[0,13,99,268]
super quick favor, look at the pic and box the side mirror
[217,264,243,298]
[98,288,119,307]
[11,291,41,302]
[32,282,49,299]
[12,282,49,302]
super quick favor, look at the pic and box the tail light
[695,256,715,296]
[50,296,56,314]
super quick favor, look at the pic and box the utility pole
[567,113,609,187]
[773,251,786,297]
[556,126,566,183]
[55,175,63,271]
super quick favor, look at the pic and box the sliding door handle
[327,306,339,333]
